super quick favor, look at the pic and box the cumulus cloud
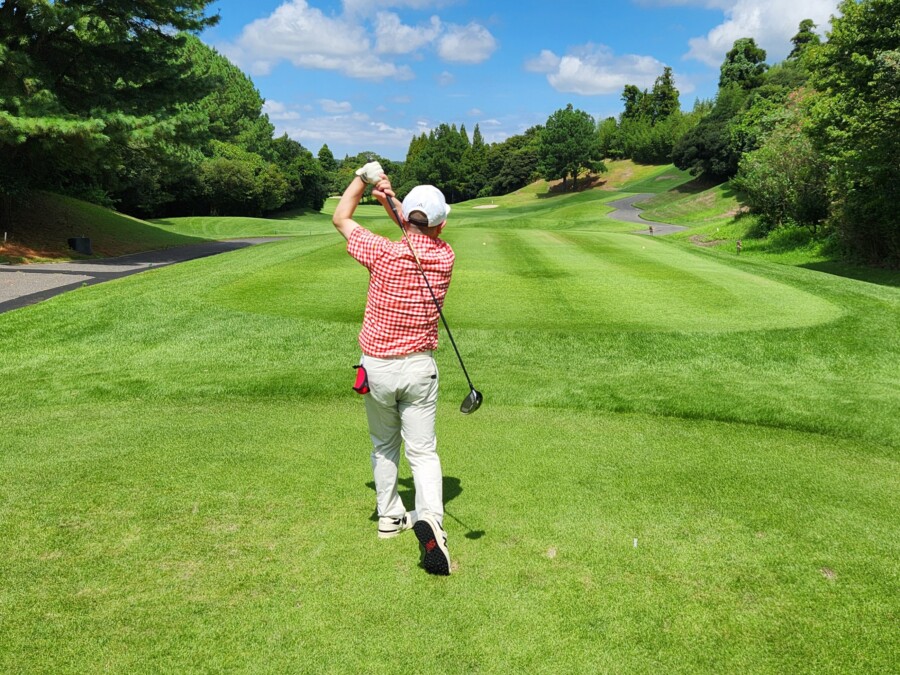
[525,49,562,74]
[263,100,301,121]
[319,99,352,114]
[221,0,413,80]
[438,22,498,64]
[277,110,417,148]
[674,0,839,67]
[223,1,496,78]
[437,71,455,86]
[374,12,442,54]
[527,44,668,95]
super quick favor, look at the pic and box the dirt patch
[696,192,716,207]
[690,235,727,248]
[0,242,68,264]
[725,206,751,218]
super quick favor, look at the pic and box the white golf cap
[402,185,450,227]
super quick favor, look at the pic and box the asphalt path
[0,238,285,314]
[606,193,688,235]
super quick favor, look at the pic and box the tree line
[2,0,896,265]
[0,1,328,220]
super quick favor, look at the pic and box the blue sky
[200,0,841,160]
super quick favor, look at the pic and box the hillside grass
[638,181,899,286]
[1,174,898,672]
[0,192,211,263]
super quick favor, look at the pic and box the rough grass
[0,192,208,262]
[1,177,898,673]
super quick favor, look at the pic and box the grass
[0,192,210,263]
[638,182,900,287]
[1,174,898,672]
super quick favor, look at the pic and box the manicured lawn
[1,181,897,672]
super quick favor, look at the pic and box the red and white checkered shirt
[347,226,455,357]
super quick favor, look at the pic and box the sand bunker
[473,204,499,209]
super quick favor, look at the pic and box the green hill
[0,192,209,264]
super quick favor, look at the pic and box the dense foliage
[0,1,329,220]
[2,1,896,265]
[538,104,605,190]
[390,123,543,202]
[805,0,900,264]
[597,67,700,165]
[670,3,898,265]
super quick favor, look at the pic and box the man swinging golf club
[333,161,454,576]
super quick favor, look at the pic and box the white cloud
[480,119,502,126]
[437,71,455,86]
[525,49,561,74]
[319,99,352,114]
[374,12,442,54]
[438,22,498,64]
[263,100,301,120]
[679,0,839,67]
[276,111,419,155]
[221,0,413,80]
[469,108,482,116]
[528,44,667,96]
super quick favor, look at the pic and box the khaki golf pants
[362,351,443,526]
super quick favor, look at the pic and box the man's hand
[372,177,403,225]
[371,176,394,203]
[355,161,384,185]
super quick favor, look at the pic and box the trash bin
[67,237,92,255]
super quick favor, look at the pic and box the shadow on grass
[660,176,721,197]
[535,174,608,198]
[366,475,485,540]
[800,261,900,288]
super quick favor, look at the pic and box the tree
[806,0,900,264]
[539,104,605,191]
[0,0,218,216]
[650,67,680,122]
[673,85,748,178]
[621,85,648,120]
[596,117,620,159]
[486,126,542,196]
[271,135,330,211]
[789,19,821,59]
[401,124,468,201]
[719,38,768,90]
[460,124,489,199]
[317,144,338,173]
[733,107,828,233]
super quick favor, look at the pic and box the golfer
[333,161,454,576]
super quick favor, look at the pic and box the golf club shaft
[384,195,476,391]
[444,508,473,531]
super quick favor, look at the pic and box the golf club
[384,193,483,415]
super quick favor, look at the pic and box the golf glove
[355,161,384,185]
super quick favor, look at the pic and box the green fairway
[1,182,898,673]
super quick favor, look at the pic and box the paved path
[606,193,687,236]
[0,238,284,314]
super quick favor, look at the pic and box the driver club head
[460,388,483,415]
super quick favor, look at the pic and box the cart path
[605,193,688,235]
[0,238,285,314]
